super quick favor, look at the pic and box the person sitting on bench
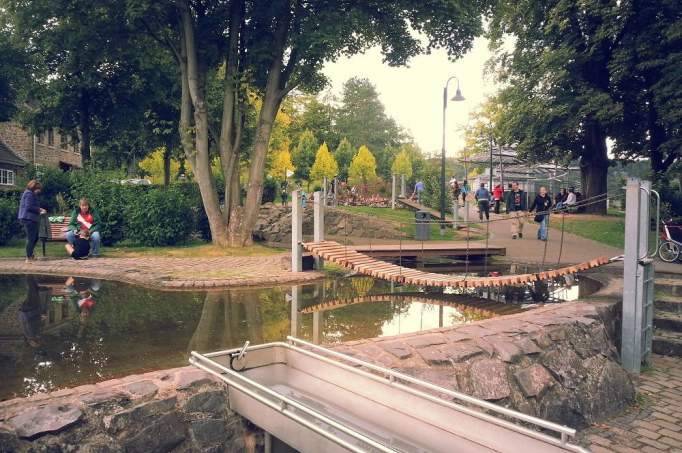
[65,229,91,260]
[67,198,102,257]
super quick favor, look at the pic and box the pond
[0,267,601,400]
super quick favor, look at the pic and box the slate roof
[0,139,27,167]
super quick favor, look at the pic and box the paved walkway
[0,255,324,289]
[578,354,682,452]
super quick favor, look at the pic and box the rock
[531,331,553,349]
[80,389,130,408]
[405,334,446,349]
[541,348,585,389]
[490,339,523,363]
[416,346,451,365]
[190,418,229,447]
[9,403,82,439]
[0,428,21,453]
[514,337,541,355]
[106,397,177,434]
[578,357,635,423]
[175,369,213,390]
[121,412,185,453]
[183,390,227,416]
[382,342,412,359]
[122,380,158,399]
[514,364,555,397]
[469,359,510,400]
[446,341,483,362]
[77,434,123,453]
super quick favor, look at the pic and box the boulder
[514,364,555,397]
[9,403,82,439]
[469,359,510,400]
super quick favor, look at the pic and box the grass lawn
[338,206,480,241]
[549,214,625,248]
[0,238,283,259]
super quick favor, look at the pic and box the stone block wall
[0,367,261,453]
[334,298,635,428]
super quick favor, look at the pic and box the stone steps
[654,295,682,314]
[655,278,682,297]
[653,278,682,356]
[653,329,682,357]
[654,311,682,332]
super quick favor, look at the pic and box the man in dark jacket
[506,182,527,239]
[67,198,102,257]
[529,186,553,241]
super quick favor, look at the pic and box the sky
[322,36,500,157]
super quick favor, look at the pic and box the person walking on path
[412,180,425,204]
[18,180,46,263]
[474,183,491,221]
[529,186,553,241]
[461,180,470,205]
[492,184,503,214]
[67,198,102,257]
[506,182,527,239]
[449,177,461,207]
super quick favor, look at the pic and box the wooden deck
[349,242,505,259]
[396,197,449,220]
[302,240,611,288]
[300,292,525,316]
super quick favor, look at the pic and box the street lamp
[441,76,465,232]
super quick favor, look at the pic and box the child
[65,229,91,260]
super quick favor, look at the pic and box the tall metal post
[323,177,327,207]
[291,190,303,272]
[621,178,654,373]
[400,174,406,198]
[391,174,397,209]
[313,191,324,269]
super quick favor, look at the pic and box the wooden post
[391,174,397,209]
[291,190,302,272]
[400,174,406,198]
[313,191,324,269]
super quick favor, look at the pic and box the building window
[48,129,54,146]
[72,136,79,153]
[37,132,44,144]
[60,133,68,149]
[0,169,15,186]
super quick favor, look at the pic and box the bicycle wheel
[658,241,680,262]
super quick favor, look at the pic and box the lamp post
[441,76,465,233]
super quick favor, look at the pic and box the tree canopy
[348,145,377,187]
[310,142,338,183]
[391,147,413,178]
[292,130,318,183]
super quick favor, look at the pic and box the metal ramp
[190,337,587,453]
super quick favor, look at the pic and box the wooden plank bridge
[300,292,525,316]
[303,240,611,288]
[397,196,449,220]
[349,242,505,259]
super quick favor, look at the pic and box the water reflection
[0,271,600,399]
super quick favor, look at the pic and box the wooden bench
[40,216,70,256]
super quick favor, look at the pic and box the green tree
[391,148,413,179]
[336,78,405,162]
[0,12,29,121]
[287,93,338,150]
[461,96,503,158]
[489,0,623,213]
[292,130,318,183]
[310,143,339,183]
[334,137,354,181]
[130,0,485,246]
[348,145,378,188]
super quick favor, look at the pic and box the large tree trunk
[163,147,171,188]
[179,3,229,246]
[580,122,609,214]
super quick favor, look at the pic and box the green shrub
[124,187,195,246]
[262,177,277,203]
[23,166,72,214]
[0,198,19,245]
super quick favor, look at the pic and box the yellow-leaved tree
[390,147,413,178]
[269,148,295,182]
[310,142,338,184]
[348,145,377,188]
[138,147,181,185]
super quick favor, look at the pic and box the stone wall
[254,202,402,244]
[335,297,634,428]
[0,122,82,170]
[0,367,261,453]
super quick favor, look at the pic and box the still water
[0,269,600,399]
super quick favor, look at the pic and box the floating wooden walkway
[303,240,611,288]
[300,292,525,316]
[397,197,449,220]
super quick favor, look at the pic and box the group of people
[447,178,581,241]
[18,179,103,262]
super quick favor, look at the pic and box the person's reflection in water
[76,290,96,337]
[18,276,45,348]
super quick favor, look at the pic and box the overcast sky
[323,36,499,157]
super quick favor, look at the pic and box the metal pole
[391,174,396,209]
[440,84,447,233]
[489,136,494,190]
[291,190,303,272]
[323,176,327,207]
[621,178,643,373]
[400,174,406,198]
[313,191,324,269]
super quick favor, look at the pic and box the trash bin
[415,211,430,240]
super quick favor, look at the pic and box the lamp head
[451,86,465,102]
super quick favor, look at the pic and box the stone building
[0,121,82,188]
